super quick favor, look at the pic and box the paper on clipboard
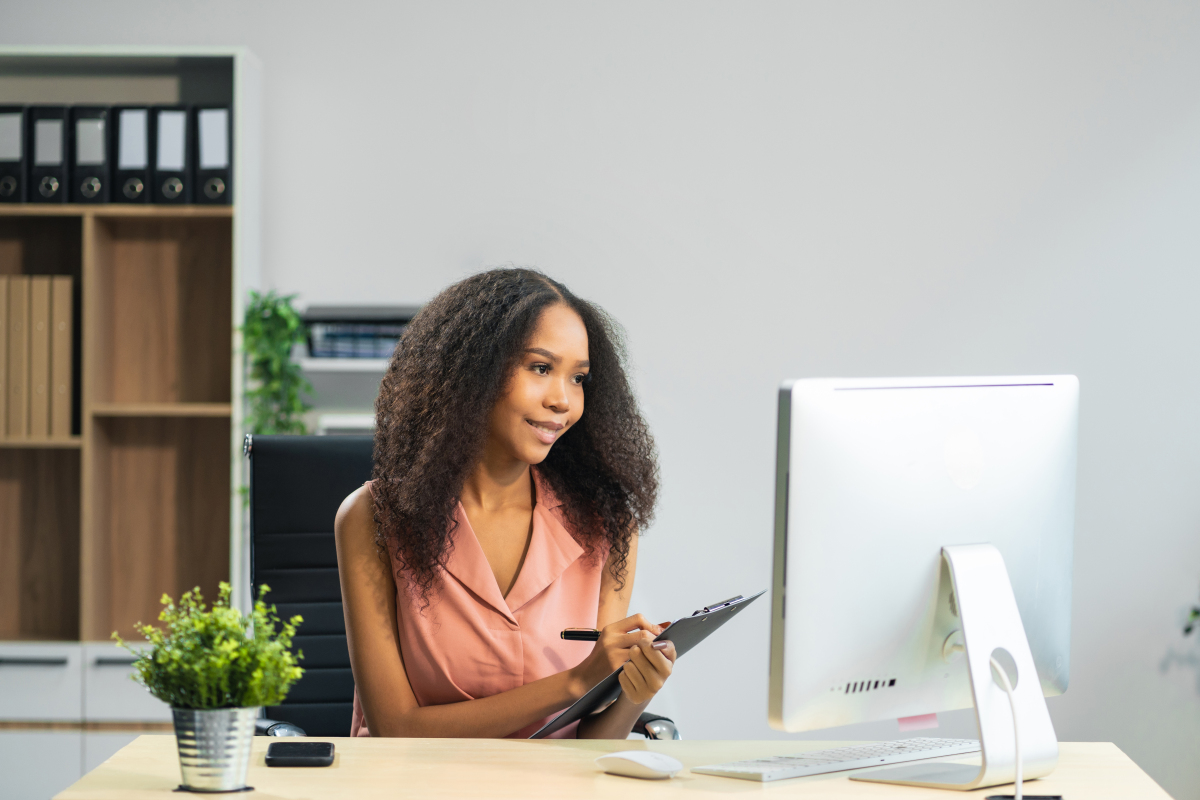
[529,590,765,739]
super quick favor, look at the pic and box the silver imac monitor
[769,375,1078,741]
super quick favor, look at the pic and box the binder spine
[27,106,69,204]
[28,277,51,437]
[50,276,72,437]
[152,105,192,204]
[0,106,26,203]
[69,106,110,203]
[193,106,232,205]
[7,276,30,436]
[112,106,152,203]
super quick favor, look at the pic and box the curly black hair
[371,268,659,602]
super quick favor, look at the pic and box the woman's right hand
[568,614,670,695]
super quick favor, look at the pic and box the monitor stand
[850,543,1059,791]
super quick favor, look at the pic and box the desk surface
[56,736,1171,800]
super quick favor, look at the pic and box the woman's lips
[526,419,563,445]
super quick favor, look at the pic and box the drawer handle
[0,657,69,666]
[93,657,139,666]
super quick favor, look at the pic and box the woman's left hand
[617,634,677,705]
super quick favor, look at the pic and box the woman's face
[487,303,590,466]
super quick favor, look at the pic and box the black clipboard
[529,590,765,738]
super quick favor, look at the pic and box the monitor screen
[769,376,1077,733]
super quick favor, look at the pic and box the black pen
[560,628,671,653]
[560,628,600,641]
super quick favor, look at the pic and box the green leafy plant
[113,583,304,709]
[243,290,311,434]
[1186,601,1200,636]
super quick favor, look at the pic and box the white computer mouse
[595,750,683,780]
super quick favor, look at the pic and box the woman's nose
[546,378,570,411]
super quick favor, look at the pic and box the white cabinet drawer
[0,730,83,800]
[82,643,171,722]
[83,730,142,774]
[0,643,82,721]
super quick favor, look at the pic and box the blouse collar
[442,469,585,622]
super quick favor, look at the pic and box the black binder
[69,106,110,203]
[111,106,151,203]
[0,106,26,202]
[151,105,191,203]
[193,106,231,204]
[27,106,68,203]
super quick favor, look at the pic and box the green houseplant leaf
[243,290,312,435]
[113,583,304,709]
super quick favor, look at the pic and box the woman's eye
[532,363,550,375]
[573,373,588,385]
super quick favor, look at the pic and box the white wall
[6,2,1200,796]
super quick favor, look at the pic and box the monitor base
[851,544,1059,791]
[852,762,982,788]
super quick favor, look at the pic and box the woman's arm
[576,535,678,739]
[335,487,660,738]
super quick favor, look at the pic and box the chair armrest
[255,718,308,736]
[632,712,680,740]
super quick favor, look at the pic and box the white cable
[990,655,1022,800]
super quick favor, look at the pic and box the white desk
[55,736,1172,799]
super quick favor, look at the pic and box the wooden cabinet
[82,208,235,641]
[0,49,260,650]
[1,206,237,643]
[0,48,260,798]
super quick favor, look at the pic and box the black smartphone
[265,741,335,767]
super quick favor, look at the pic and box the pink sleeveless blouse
[350,471,604,738]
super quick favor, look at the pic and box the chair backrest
[247,433,373,737]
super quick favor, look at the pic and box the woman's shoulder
[335,482,376,540]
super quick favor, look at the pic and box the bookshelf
[0,49,260,646]
[1,198,237,643]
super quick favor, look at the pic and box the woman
[335,268,674,738]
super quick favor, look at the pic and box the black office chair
[246,433,678,740]
[247,433,369,737]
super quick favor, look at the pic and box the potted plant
[243,290,312,435]
[114,583,303,793]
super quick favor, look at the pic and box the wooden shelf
[83,213,235,639]
[0,721,175,732]
[0,448,80,640]
[90,416,230,640]
[0,205,233,219]
[0,437,82,449]
[90,403,232,418]
[89,216,232,407]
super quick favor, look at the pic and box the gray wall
[6,2,1200,796]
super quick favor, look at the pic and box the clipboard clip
[692,595,744,616]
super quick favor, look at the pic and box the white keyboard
[692,737,981,782]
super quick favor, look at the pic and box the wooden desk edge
[53,738,1174,800]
